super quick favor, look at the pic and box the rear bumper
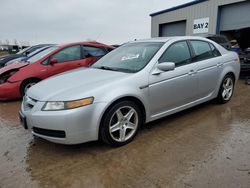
[0,81,22,101]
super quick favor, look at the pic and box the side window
[159,41,191,67]
[209,43,221,57]
[41,58,49,65]
[190,40,214,62]
[83,46,106,57]
[52,45,81,63]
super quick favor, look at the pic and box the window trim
[158,40,193,68]
[209,42,222,57]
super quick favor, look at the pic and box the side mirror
[152,62,175,75]
[157,62,175,71]
[50,58,58,64]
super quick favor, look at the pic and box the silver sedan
[20,36,240,146]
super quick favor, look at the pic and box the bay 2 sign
[193,17,209,34]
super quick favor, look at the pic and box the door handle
[217,63,223,67]
[188,70,196,75]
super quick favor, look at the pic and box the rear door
[81,45,108,66]
[189,40,223,99]
[149,40,198,117]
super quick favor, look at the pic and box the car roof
[129,36,210,43]
[58,41,114,49]
[205,34,227,38]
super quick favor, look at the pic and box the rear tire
[100,101,142,147]
[20,79,40,97]
[217,74,235,104]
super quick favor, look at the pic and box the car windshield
[26,46,51,58]
[92,42,164,73]
[27,46,58,64]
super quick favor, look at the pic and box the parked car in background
[205,34,231,50]
[20,37,240,146]
[0,44,53,68]
[230,41,241,54]
[5,45,55,66]
[240,47,250,78]
[0,41,114,101]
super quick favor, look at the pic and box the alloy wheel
[222,77,234,101]
[109,106,139,142]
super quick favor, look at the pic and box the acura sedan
[20,37,240,147]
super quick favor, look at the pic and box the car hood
[28,68,130,101]
[0,62,28,75]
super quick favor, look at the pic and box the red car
[0,41,114,101]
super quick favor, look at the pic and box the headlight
[0,69,19,84]
[42,97,94,111]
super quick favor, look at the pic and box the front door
[149,41,198,118]
[47,45,86,77]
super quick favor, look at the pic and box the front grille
[23,96,37,111]
[33,127,66,138]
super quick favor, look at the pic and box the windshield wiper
[96,66,118,71]
[94,66,135,73]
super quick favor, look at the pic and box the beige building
[150,0,250,48]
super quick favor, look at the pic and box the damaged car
[0,41,114,101]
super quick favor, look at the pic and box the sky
[0,0,192,45]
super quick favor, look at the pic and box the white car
[20,36,240,147]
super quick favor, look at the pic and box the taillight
[234,54,240,64]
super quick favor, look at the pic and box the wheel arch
[19,77,42,95]
[215,65,238,97]
[98,96,147,139]
[218,71,236,91]
[225,72,236,82]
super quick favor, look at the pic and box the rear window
[82,46,106,57]
[208,36,227,43]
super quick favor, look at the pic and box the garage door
[220,1,250,31]
[159,21,186,37]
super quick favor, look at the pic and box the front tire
[100,101,142,147]
[217,74,235,104]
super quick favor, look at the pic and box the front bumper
[21,99,108,145]
[0,81,22,101]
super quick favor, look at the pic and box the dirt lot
[0,80,250,188]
